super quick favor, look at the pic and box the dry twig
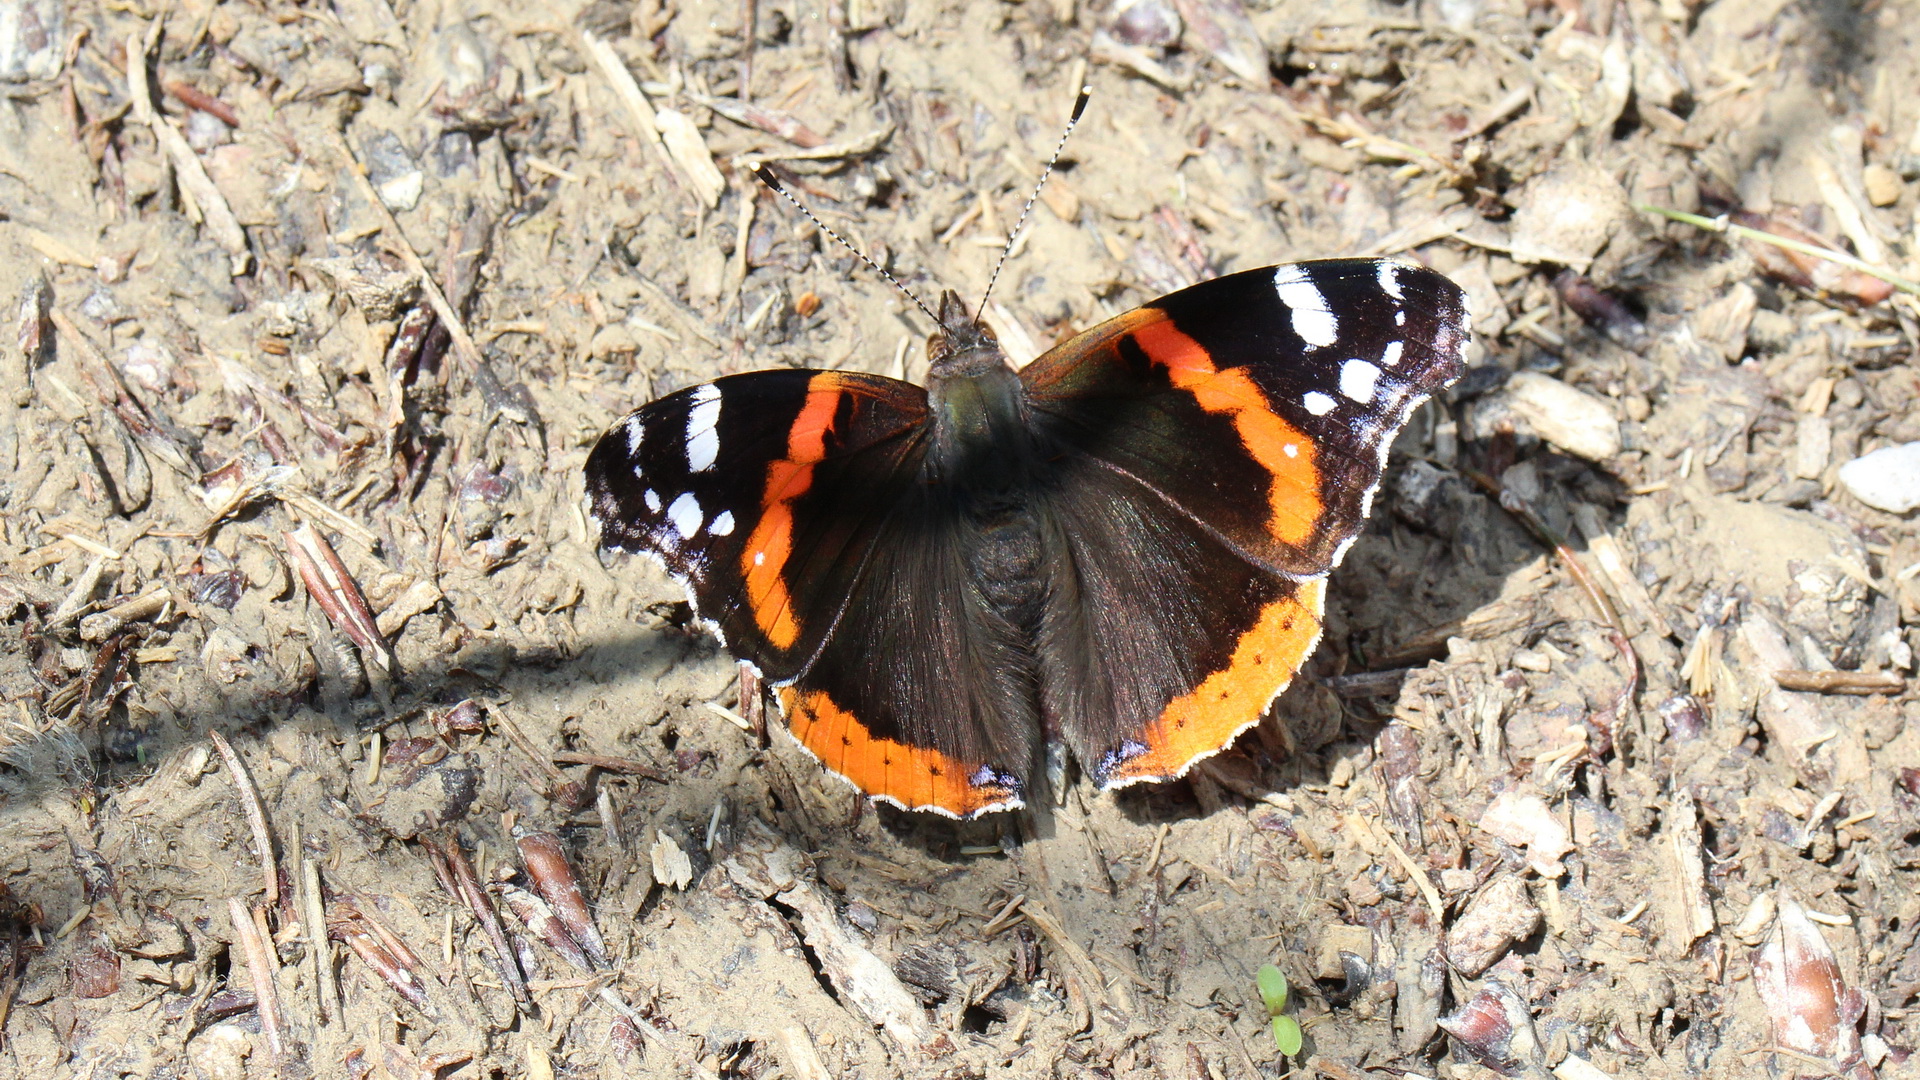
[1773,670,1905,695]
[227,897,287,1062]
[1638,203,1919,297]
[209,730,279,909]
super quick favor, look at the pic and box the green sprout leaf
[1255,964,1289,1016]
[1271,1015,1303,1056]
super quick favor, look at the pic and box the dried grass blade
[128,32,249,275]
[227,898,286,1062]
[516,831,607,967]
[336,920,434,1015]
[284,524,392,672]
[209,730,280,909]
[423,834,529,1005]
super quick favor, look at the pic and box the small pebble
[362,130,423,212]
[1502,371,1623,461]
[184,109,232,152]
[1747,308,1797,352]
[1110,0,1180,47]
[1793,415,1831,480]
[0,0,65,81]
[1863,163,1904,207]
[1508,164,1633,272]
[1837,441,1920,513]
[119,341,179,394]
[1510,648,1551,673]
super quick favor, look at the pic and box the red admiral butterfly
[586,252,1468,817]
[586,100,1469,817]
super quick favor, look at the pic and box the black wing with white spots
[584,369,931,680]
[1019,259,1469,578]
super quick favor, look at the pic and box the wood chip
[746,124,894,162]
[578,31,695,199]
[776,877,935,1049]
[654,107,726,209]
[78,584,172,642]
[1662,790,1715,954]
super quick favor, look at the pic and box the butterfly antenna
[978,84,1092,315]
[752,165,940,326]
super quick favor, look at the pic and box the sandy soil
[0,0,1917,1076]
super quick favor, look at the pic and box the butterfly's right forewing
[585,369,931,680]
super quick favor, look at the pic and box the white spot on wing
[1303,391,1337,416]
[624,415,645,455]
[685,384,722,473]
[1380,340,1404,368]
[753,550,766,566]
[1340,359,1382,403]
[1272,265,1339,348]
[668,492,704,538]
[1283,443,1299,458]
[644,489,661,513]
[1378,261,1404,300]
[1395,309,1407,327]
[709,510,735,536]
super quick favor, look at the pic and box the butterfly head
[927,290,1005,377]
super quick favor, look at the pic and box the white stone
[1502,371,1621,462]
[1837,441,1920,514]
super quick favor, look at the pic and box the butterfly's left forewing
[1021,259,1469,578]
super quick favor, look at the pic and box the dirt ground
[1,0,1918,1076]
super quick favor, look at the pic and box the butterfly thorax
[924,297,1037,496]
[924,296,1050,635]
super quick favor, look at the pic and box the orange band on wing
[1102,578,1325,785]
[1130,319,1323,546]
[741,374,846,649]
[783,688,1022,817]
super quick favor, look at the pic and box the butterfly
[585,258,1468,817]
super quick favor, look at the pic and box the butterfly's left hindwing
[1033,454,1326,789]
[584,369,929,680]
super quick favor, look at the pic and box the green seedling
[1255,964,1303,1056]
[1271,1015,1303,1056]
